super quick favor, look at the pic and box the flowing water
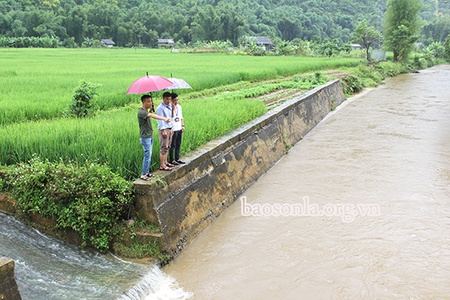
[0,212,192,299]
[164,65,450,299]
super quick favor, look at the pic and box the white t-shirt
[172,105,183,131]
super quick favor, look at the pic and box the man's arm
[155,106,165,128]
[148,112,170,123]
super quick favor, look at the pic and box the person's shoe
[170,160,180,165]
[176,160,186,164]
[140,174,151,180]
[145,173,155,178]
[166,162,176,167]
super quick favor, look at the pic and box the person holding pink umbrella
[138,94,170,180]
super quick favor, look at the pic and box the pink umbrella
[126,72,173,94]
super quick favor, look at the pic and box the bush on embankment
[1,156,133,253]
[339,61,410,95]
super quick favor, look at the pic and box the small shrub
[69,80,100,118]
[340,74,363,95]
[444,35,450,62]
[113,240,168,261]
[112,219,167,261]
[292,72,329,89]
[426,42,446,59]
[356,65,384,84]
[373,61,402,78]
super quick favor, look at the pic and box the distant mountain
[0,0,448,47]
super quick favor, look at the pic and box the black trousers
[169,130,182,162]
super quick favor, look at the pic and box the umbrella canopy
[163,78,192,90]
[126,73,173,94]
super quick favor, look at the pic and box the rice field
[0,48,360,179]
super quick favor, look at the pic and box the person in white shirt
[169,92,186,165]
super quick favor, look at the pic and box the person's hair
[171,92,178,100]
[141,94,154,112]
[141,94,152,103]
[163,91,172,98]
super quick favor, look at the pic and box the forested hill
[0,0,449,47]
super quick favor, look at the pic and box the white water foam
[119,266,193,300]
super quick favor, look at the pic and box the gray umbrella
[163,77,192,90]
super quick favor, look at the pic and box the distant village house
[100,39,115,48]
[248,36,273,51]
[351,43,361,50]
[157,39,175,48]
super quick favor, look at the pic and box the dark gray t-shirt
[138,108,153,138]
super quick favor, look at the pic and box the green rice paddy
[0,48,360,178]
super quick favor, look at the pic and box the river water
[164,65,450,299]
[0,212,192,299]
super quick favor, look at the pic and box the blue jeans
[140,137,153,175]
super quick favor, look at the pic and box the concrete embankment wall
[0,258,22,300]
[133,79,345,255]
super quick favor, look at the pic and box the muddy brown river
[164,65,450,299]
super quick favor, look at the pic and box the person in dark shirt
[138,94,170,180]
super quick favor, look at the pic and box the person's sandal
[166,163,175,167]
[140,174,151,180]
[160,166,172,171]
[145,173,155,178]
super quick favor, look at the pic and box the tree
[131,21,146,46]
[444,34,450,62]
[11,19,27,37]
[383,0,423,62]
[351,20,382,61]
[64,6,88,45]
[0,0,443,50]
[277,17,300,41]
[421,15,450,45]
[215,5,245,45]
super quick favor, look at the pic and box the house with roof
[249,36,274,51]
[351,43,361,50]
[157,39,175,48]
[100,39,115,48]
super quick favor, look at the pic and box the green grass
[0,48,359,125]
[0,48,361,179]
[0,98,267,178]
